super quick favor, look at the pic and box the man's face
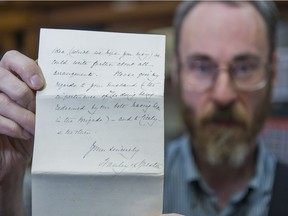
[177,2,275,167]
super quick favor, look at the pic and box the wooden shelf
[0,1,180,59]
[0,1,286,59]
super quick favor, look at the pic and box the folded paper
[32,28,165,216]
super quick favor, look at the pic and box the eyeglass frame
[178,54,272,92]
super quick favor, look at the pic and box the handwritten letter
[32,29,165,216]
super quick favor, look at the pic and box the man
[163,1,283,216]
[0,1,284,216]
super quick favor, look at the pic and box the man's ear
[270,51,278,86]
[171,53,180,90]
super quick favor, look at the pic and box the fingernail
[30,74,44,89]
[23,130,32,139]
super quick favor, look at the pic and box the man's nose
[211,71,237,108]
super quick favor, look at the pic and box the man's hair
[173,1,279,60]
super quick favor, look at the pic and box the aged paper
[32,28,165,216]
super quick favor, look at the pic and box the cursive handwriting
[98,157,162,174]
[49,43,163,163]
[83,141,104,158]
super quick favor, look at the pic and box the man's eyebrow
[232,53,261,62]
[185,53,261,62]
[186,54,213,62]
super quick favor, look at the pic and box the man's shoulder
[268,162,288,216]
[165,134,189,169]
[272,162,288,188]
[165,134,186,156]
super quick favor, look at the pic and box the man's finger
[160,214,184,216]
[0,115,32,139]
[0,50,45,90]
[0,67,35,111]
[0,93,35,135]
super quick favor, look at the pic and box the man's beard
[192,125,252,168]
[182,87,272,168]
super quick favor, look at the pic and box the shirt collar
[180,134,276,195]
[179,134,201,182]
[248,139,276,193]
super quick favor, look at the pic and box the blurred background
[1,1,287,141]
[0,1,186,140]
[0,1,287,215]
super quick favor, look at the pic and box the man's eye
[236,64,250,73]
[233,61,258,75]
[188,62,214,74]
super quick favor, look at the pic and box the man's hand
[161,214,184,216]
[0,50,45,215]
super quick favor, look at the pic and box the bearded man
[162,1,287,216]
[0,1,287,216]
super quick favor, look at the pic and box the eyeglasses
[180,58,270,92]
